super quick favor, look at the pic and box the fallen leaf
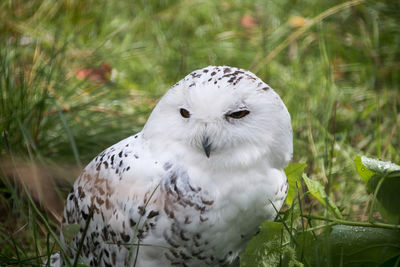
[75,62,112,83]
[240,14,258,29]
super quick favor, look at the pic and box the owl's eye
[180,108,191,118]
[227,110,250,119]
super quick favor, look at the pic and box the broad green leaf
[354,155,400,223]
[369,174,400,223]
[298,225,400,266]
[361,156,400,174]
[61,223,80,243]
[302,174,342,218]
[354,155,376,187]
[240,221,302,267]
[284,163,307,206]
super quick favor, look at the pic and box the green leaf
[354,155,400,223]
[284,163,307,206]
[61,223,80,243]
[240,221,283,267]
[299,225,400,267]
[354,155,376,187]
[360,156,400,175]
[302,174,342,218]
[240,221,303,267]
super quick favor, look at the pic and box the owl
[51,66,292,267]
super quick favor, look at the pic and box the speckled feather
[52,66,292,267]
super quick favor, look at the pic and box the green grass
[1,0,399,266]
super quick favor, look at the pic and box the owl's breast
[156,159,287,265]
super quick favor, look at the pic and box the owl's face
[143,66,292,169]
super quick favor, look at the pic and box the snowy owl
[52,66,292,267]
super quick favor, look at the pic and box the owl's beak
[202,136,212,158]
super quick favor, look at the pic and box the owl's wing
[61,133,167,265]
[60,132,213,266]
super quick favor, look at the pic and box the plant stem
[301,214,400,230]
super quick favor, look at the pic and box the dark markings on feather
[134,154,139,159]
[130,219,136,227]
[201,197,214,205]
[110,154,114,165]
[164,204,175,219]
[163,162,172,171]
[233,76,243,85]
[96,196,104,205]
[180,230,189,241]
[180,252,191,260]
[81,210,88,221]
[105,199,111,209]
[190,73,201,78]
[184,216,191,224]
[147,210,159,219]
[191,249,204,257]
[126,166,130,171]
[118,151,123,157]
[103,161,108,169]
[164,232,179,248]
[170,249,180,258]
[120,232,130,242]
[208,78,212,82]
[197,254,207,260]
[224,67,231,73]
[203,69,209,73]
[200,216,208,222]
[78,186,85,199]
[138,206,146,216]
[189,83,195,87]
[211,71,216,76]
[110,230,116,237]
[189,184,200,192]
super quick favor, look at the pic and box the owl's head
[143,66,292,169]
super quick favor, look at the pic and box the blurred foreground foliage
[0,0,399,266]
[241,158,400,267]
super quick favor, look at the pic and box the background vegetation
[0,0,399,266]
